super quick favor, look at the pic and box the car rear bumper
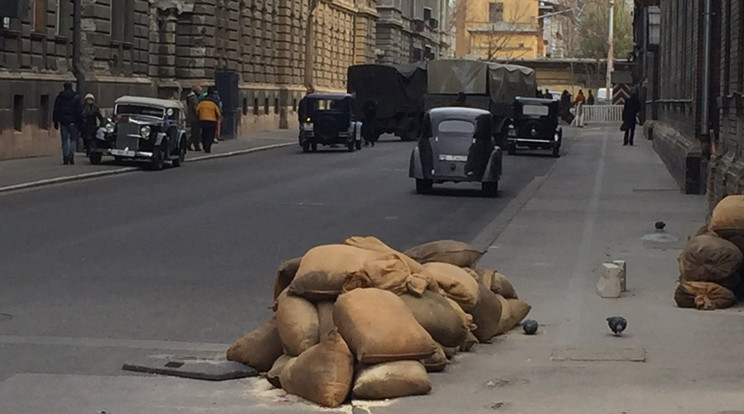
[299,132,354,145]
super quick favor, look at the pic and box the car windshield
[115,104,165,118]
[306,99,348,112]
[437,119,476,135]
[522,105,549,116]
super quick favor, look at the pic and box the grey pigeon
[655,221,666,231]
[606,316,627,336]
[523,319,538,335]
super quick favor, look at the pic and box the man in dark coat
[622,91,642,145]
[361,100,378,147]
[53,82,82,165]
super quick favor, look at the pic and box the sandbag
[352,361,432,400]
[343,252,434,297]
[695,224,712,237]
[400,290,469,348]
[445,297,476,331]
[422,344,448,372]
[709,195,744,252]
[475,269,519,299]
[425,262,481,312]
[275,291,320,356]
[334,288,438,364]
[289,245,380,301]
[404,240,484,268]
[442,345,458,359]
[459,331,478,352]
[470,284,504,343]
[678,234,743,291]
[266,354,293,388]
[226,316,284,372]
[274,257,302,301]
[674,281,737,310]
[345,236,439,289]
[317,301,336,339]
[279,330,354,408]
[496,297,532,335]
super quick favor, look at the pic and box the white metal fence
[572,104,624,127]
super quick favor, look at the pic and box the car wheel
[173,138,186,167]
[151,146,165,171]
[482,181,499,198]
[416,179,433,194]
[89,152,102,165]
[302,142,310,153]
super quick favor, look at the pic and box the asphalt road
[0,136,559,381]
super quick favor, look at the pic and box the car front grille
[116,123,141,150]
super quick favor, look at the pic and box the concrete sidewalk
[2,125,743,413]
[0,129,297,193]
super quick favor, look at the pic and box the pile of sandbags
[227,237,531,408]
[674,195,744,310]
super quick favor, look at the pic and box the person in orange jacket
[196,86,222,153]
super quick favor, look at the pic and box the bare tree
[458,0,536,61]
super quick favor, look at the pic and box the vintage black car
[90,96,187,170]
[505,97,562,158]
[409,107,503,197]
[298,93,362,152]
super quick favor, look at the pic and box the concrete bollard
[613,260,627,292]
[596,263,623,298]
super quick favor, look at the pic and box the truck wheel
[482,181,499,198]
[89,152,102,165]
[416,179,433,194]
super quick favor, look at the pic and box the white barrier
[579,105,624,125]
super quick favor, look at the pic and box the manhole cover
[550,347,646,362]
[0,313,13,322]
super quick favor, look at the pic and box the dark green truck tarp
[427,59,537,104]
[347,63,427,119]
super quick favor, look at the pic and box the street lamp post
[606,0,614,104]
[304,0,320,94]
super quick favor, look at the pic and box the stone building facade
[632,0,744,213]
[375,0,450,64]
[0,0,377,160]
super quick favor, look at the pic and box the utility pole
[606,0,614,104]
[72,0,84,95]
[304,0,320,94]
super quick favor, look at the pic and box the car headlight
[140,126,151,138]
[105,123,115,133]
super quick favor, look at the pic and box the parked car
[90,96,187,170]
[298,93,362,152]
[409,107,503,197]
[505,97,563,158]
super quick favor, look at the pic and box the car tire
[416,179,433,194]
[89,152,102,165]
[173,138,186,167]
[302,142,310,153]
[482,181,499,198]
[151,146,165,171]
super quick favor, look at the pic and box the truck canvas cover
[427,59,537,104]
[347,63,427,119]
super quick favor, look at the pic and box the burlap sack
[496,297,532,335]
[352,361,432,400]
[276,291,320,356]
[266,354,293,388]
[226,316,283,372]
[442,345,458,359]
[678,234,743,291]
[274,257,302,301]
[425,262,481,312]
[475,269,519,299]
[342,252,434,297]
[334,288,438,364]
[317,301,336,339]
[404,240,484,268]
[289,245,380,301]
[445,297,476,331]
[695,224,712,237]
[279,330,354,408]
[459,331,478,352]
[709,195,744,252]
[470,284,504,343]
[674,281,737,310]
[400,290,469,348]
[422,344,448,372]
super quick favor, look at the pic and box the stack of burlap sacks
[675,195,744,310]
[226,237,531,407]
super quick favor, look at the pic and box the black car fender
[483,147,503,182]
[155,132,168,146]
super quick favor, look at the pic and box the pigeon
[655,221,666,231]
[522,319,538,335]
[606,316,627,336]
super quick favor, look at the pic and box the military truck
[425,59,538,145]
[347,63,427,141]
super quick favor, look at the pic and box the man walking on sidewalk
[622,90,641,146]
[186,85,202,151]
[53,82,82,165]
